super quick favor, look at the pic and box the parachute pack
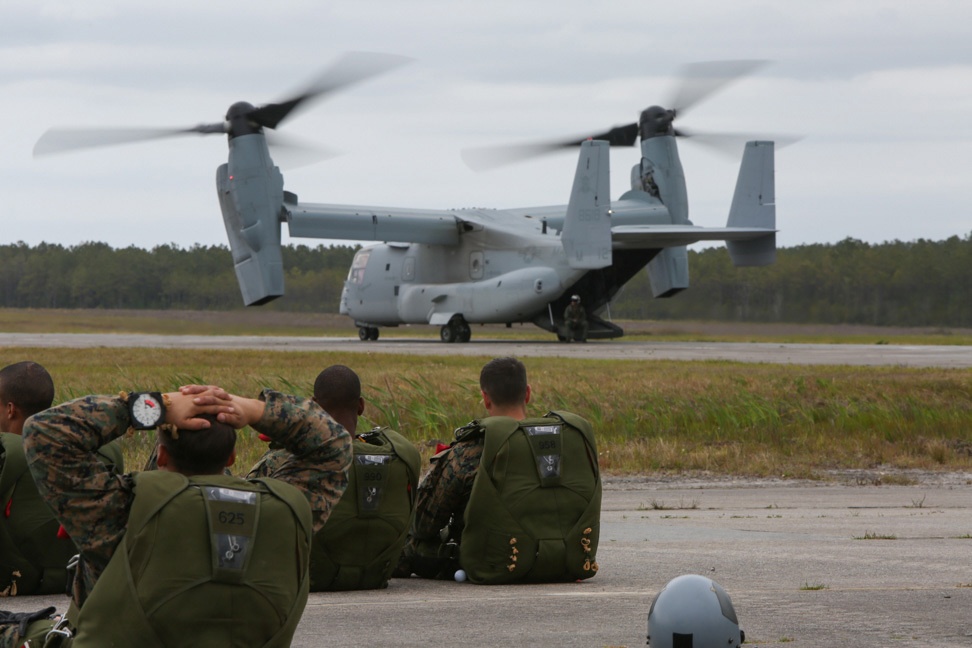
[459,411,602,584]
[71,471,311,648]
[0,434,124,597]
[310,427,421,590]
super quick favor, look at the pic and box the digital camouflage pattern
[20,389,351,610]
[399,427,484,574]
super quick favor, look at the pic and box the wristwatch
[128,392,166,429]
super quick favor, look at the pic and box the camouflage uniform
[19,389,351,611]
[399,427,484,577]
[247,446,288,479]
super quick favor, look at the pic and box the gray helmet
[647,574,744,648]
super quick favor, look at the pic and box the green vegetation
[854,531,898,540]
[2,235,971,327]
[7,347,971,478]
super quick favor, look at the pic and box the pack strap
[0,434,29,501]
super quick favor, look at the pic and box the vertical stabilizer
[561,140,612,269]
[727,141,776,266]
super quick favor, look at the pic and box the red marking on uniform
[435,443,451,454]
[4,498,10,518]
[57,525,70,540]
[258,433,272,443]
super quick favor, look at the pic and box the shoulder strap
[0,433,28,498]
[477,417,522,474]
[545,410,599,478]
[253,477,313,541]
[128,470,192,533]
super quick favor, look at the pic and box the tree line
[1,235,970,326]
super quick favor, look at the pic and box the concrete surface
[6,476,972,647]
[3,332,972,367]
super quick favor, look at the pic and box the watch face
[132,393,164,427]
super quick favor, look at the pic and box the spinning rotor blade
[33,51,412,158]
[462,60,777,171]
[668,60,768,115]
[33,123,225,157]
[675,127,803,157]
[248,52,413,129]
[263,132,342,169]
[462,122,640,171]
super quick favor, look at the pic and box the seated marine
[1,383,351,648]
[397,357,602,584]
[0,361,122,598]
[249,365,420,591]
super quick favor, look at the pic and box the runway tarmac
[8,477,972,647]
[2,332,971,367]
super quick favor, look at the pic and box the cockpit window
[349,249,371,284]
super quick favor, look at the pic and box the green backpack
[0,434,123,596]
[310,427,421,590]
[459,411,602,584]
[71,471,311,648]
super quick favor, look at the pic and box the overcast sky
[3,0,970,252]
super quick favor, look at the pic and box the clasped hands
[162,385,266,431]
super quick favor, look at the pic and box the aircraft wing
[611,224,776,250]
[287,202,461,245]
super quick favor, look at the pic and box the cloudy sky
[3,0,970,252]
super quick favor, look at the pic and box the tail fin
[561,140,612,269]
[726,141,776,266]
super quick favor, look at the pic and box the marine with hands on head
[249,365,421,591]
[1,381,351,648]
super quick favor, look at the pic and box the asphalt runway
[7,477,972,647]
[2,332,971,367]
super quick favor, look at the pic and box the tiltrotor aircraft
[35,54,778,343]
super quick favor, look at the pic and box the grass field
[3,332,971,481]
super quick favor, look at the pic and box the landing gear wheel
[359,326,379,341]
[440,324,456,343]
[456,321,471,343]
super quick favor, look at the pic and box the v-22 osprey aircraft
[35,54,778,343]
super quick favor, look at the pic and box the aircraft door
[403,257,415,281]
[469,251,484,280]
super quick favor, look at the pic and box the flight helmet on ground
[646,574,744,648]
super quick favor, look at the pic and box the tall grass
[5,347,971,479]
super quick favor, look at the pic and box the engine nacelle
[216,134,285,306]
[646,246,689,298]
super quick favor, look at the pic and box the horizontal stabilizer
[610,224,776,249]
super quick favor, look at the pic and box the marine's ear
[225,449,236,468]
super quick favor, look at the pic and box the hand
[179,384,232,401]
[164,386,237,431]
[176,384,266,430]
